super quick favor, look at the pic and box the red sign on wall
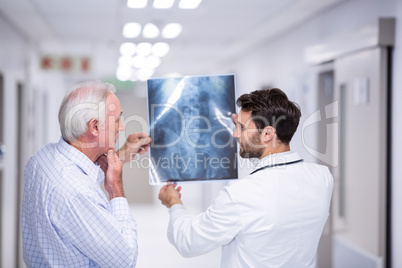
[40,56,91,73]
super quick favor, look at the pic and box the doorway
[332,47,390,268]
[0,73,3,267]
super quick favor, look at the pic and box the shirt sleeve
[167,187,242,257]
[54,191,138,268]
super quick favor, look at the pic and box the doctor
[158,88,334,267]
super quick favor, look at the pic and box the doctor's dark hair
[236,88,301,144]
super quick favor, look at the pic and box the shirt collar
[251,151,303,174]
[56,137,103,185]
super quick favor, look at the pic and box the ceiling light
[153,0,175,9]
[129,69,138,81]
[137,68,155,81]
[145,55,161,68]
[152,42,170,57]
[178,0,202,9]
[127,0,148,8]
[120,43,136,56]
[118,56,133,69]
[122,23,142,38]
[142,23,160,38]
[116,67,132,81]
[132,55,146,68]
[162,23,182,39]
[136,42,153,56]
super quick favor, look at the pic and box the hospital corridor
[1,0,402,267]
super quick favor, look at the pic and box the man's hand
[117,132,151,164]
[97,149,124,199]
[158,182,183,208]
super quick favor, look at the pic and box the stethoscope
[250,159,303,175]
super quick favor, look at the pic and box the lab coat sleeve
[167,187,242,257]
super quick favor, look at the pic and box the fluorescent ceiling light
[178,0,202,9]
[129,69,138,81]
[118,56,133,69]
[153,0,175,9]
[142,23,160,38]
[145,55,161,68]
[116,67,132,81]
[132,55,146,68]
[137,68,155,81]
[137,42,153,56]
[152,42,170,57]
[162,23,182,39]
[120,43,136,56]
[127,0,148,8]
[123,23,142,38]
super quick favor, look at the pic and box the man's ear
[88,118,99,136]
[261,126,275,142]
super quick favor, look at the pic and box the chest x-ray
[147,74,238,185]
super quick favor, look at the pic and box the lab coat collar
[250,151,303,174]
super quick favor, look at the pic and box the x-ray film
[147,74,238,185]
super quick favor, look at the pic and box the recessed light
[142,23,160,38]
[118,56,133,69]
[129,69,138,81]
[153,42,170,57]
[145,55,161,68]
[136,42,153,56]
[127,0,148,8]
[132,55,146,68]
[137,68,155,81]
[116,67,132,81]
[122,23,142,38]
[119,43,136,56]
[162,23,182,39]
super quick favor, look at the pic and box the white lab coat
[167,151,334,268]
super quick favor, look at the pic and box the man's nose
[232,127,240,139]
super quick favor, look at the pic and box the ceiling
[0,0,345,82]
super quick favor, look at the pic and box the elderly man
[159,88,333,268]
[21,81,151,267]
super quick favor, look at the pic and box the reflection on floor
[131,188,221,268]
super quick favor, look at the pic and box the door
[332,47,389,268]
[0,73,3,267]
[316,67,335,268]
[16,82,24,268]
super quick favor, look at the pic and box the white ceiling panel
[0,0,347,80]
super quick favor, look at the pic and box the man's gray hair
[58,81,116,143]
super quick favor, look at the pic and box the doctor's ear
[88,118,99,136]
[261,126,276,142]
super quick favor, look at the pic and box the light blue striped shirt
[21,137,138,267]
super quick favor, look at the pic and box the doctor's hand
[117,132,151,164]
[158,182,183,208]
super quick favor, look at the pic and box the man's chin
[239,149,248,159]
[100,146,116,154]
[239,149,262,159]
